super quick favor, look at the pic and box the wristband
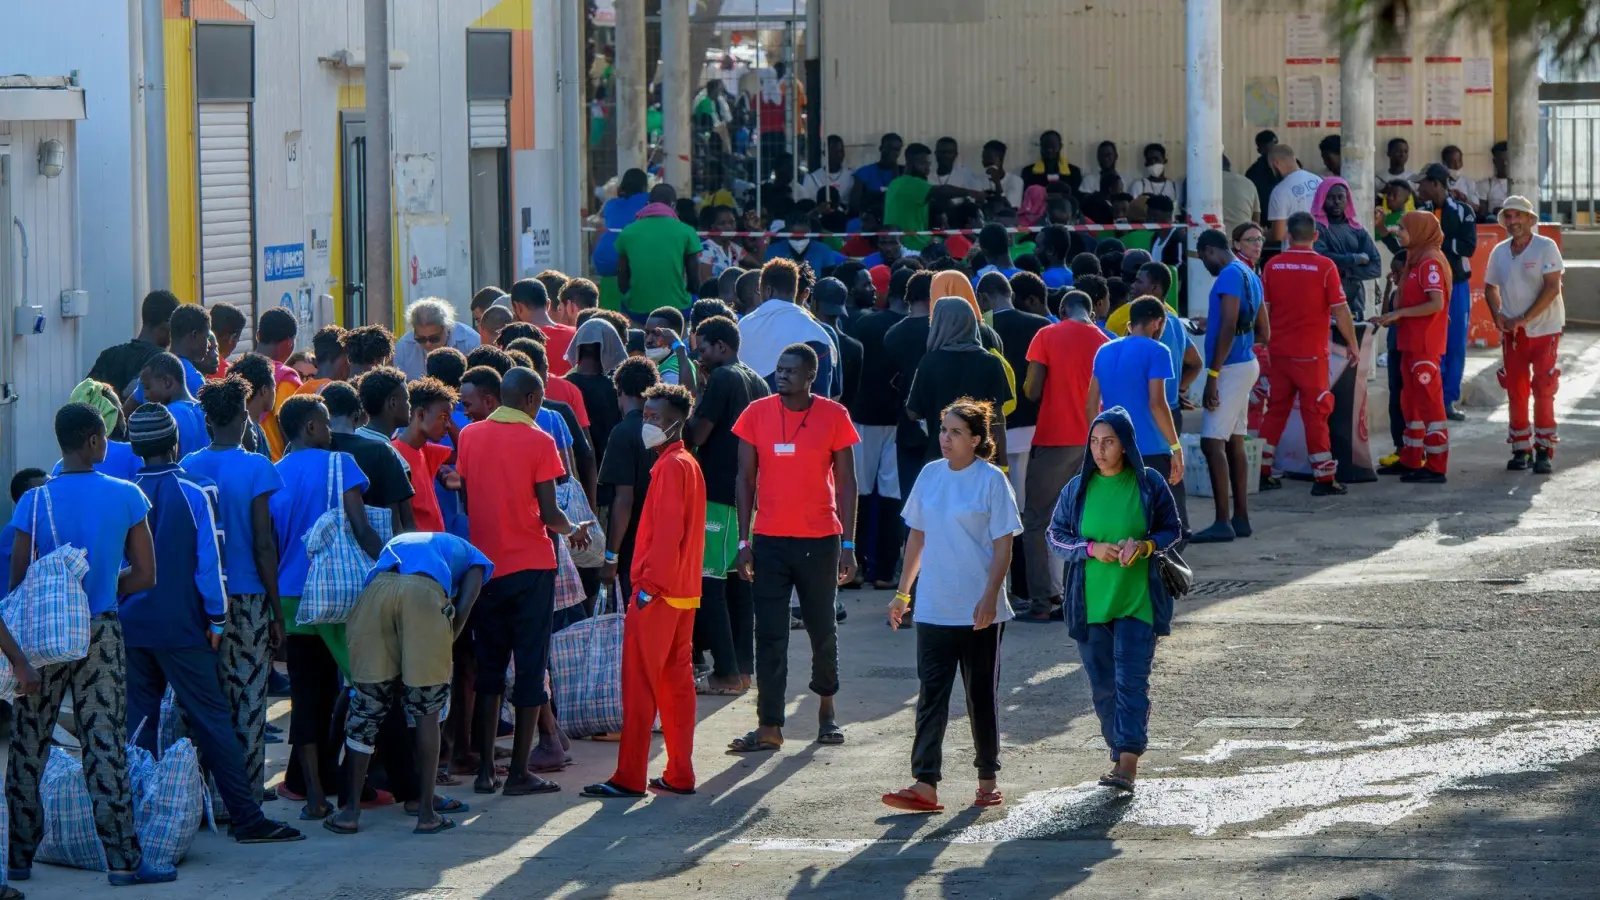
[737,539,750,550]
[603,550,618,564]
[671,339,686,352]
[1169,441,1182,452]
[894,591,913,604]
[840,540,855,551]
[999,464,1010,473]
[208,622,225,636]
[1207,368,1221,378]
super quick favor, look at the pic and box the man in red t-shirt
[1019,291,1108,619]
[1373,211,1452,481]
[455,367,592,795]
[728,343,859,752]
[1258,212,1361,492]
[392,377,460,531]
[511,278,578,377]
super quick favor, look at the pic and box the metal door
[0,150,15,509]
[341,113,367,326]
[468,147,510,290]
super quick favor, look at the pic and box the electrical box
[60,289,87,318]
[13,306,44,336]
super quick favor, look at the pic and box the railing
[1541,102,1600,227]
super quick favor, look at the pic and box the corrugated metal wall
[821,0,1500,180]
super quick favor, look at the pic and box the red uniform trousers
[1498,330,1561,455]
[609,598,697,793]
[1258,356,1337,483]
[1399,358,1449,473]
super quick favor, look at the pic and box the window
[195,22,255,102]
[466,30,512,101]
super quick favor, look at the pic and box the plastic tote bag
[36,747,106,871]
[555,480,605,569]
[298,452,394,626]
[549,586,624,737]
[1,486,91,666]
[133,737,209,876]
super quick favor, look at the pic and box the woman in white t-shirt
[883,398,1021,813]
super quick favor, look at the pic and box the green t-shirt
[883,175,932,250]
[615,216,700,314]
[1080,468,1152,625]
[1120,230,1156,252]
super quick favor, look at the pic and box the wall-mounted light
[37,139,64,178]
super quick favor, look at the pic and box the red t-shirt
[1025,320,1108,447]
[545,375,590,427]
[1261,248,1345,359]
[731,395,860,538]
[456,418,567,575]
[213,357,229,381]
[392,439,453,533]
[539,323,577,376]
[1397,257,1450,358]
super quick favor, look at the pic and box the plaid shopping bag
[555,480,605,568]
[36,747,106,871]
[299,452,393,625]
[549,586,623,737]
[1,486,91,666]
[553,533,586,612]
[134,737,208,876]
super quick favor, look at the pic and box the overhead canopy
[0,77,85,121]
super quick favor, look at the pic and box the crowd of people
[0,124,1564,890]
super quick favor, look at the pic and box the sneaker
[1310,480,1348,496]
[1190,521,1236,543]
[1533,449,1554,475]
[1446,403,1467,422]
[1376,462,1413,476]
[1378,452,1401,468]
[1259,474,1283,491]
[1400,469,1448,484]
[1507,451,1530,471]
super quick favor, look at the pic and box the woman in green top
[1047,407,1182,793]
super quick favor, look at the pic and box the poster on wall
[1285,13,1333,64]
[1465,56,1493,94]
[1425,66,1465,126]
[1323,74,1342,128]
[1245,76,1281,128]
[1377,72,1414,126]
[1285,75,1322,128]
[405,223,450,303]
[516,148,562,277]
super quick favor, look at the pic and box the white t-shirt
[932,165,986,191]
[1127,177,1182,203]
[995,171,1024,208]
[1448,174,1481,208]
[1375,169,1417,194]
[1485,233,1565,338]
[901,458,1022,627]
[1477,176,1510,214]
[800,167,854,205]
[1268,169,1324,224]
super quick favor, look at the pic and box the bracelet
[893,591,912,604]
[671,340,686,352]
[208,622,225,635]
[1207,368,1221,378]
[603,550,618,564]
[737,539,750,550]
[841,540,855,551]
[1168,441,1182,452]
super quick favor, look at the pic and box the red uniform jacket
[630,441,707,608]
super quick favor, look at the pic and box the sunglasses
[415,331,446,346]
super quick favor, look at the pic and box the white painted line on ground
[1194,717,1305,730]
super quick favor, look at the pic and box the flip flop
[974,789,1004,808]
[413,815,457,835]
[816,726,845,745]
[321,818,359,836]
[1098,773,1135,793]
[727,731,782,753]
[435,769,462,787]
[501,776,561,796]
[298,804,335,821]
[697,683,746,696]
[580,781,646,799]
[648,777,695,796]
[472,778,503,795]
[880,788,943,813]
[234,821,306,843]
[406,796,470,816]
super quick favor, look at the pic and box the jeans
[1077,616,1157,758]
[912,623,1004,785]
[1441,280,1472,406]
[752,535,841,728]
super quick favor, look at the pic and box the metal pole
[1339,15,1375,228]
[141,0,170,290]
[1184,0,1223,314]
[128,0,151,307]
[754,0,762,219]
[363,0,394,328]
[1507,26,1541,208]
[559,0,586,275]
[660,0,692,191]
[613,0,648,173]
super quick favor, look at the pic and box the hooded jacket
[1045,407,1184,642]
[1311,177,1383,318]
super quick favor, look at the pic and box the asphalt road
[20,338,1600,900]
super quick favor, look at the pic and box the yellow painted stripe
[165,16,197,304]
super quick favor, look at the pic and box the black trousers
[912,622,1004,785]
[697,575,755,678]
[284,633,341,796]
[753,535,841,727]
[856,494,904,584]
[1388,344,1405,452]
[1145,450,1189,541]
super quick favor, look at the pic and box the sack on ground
[134,738,208,875]
[2,486,91,666]
[549,588,624,737]
[35,747,106,871]
[300,453,393,625]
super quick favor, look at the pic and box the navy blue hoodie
[1046,407,1184,642]
[124,463,227,649]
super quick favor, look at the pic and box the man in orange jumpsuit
[1258,212,1361,495]
[583,383,707,798]
[1374,211,1453,483]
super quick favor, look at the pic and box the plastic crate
[1179,433,1263,498]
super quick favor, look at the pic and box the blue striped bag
[549,586,623,737]
[2,486,91,666]
[134,737,208,876]
[36,747,106,871]
[298,452,393,625]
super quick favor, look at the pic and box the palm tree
[1332,1,1588,63]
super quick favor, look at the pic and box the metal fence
[1541,102,1600,227]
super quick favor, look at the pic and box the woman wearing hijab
[1016,185,1049,230]
[906,298,1012,465]
[929,270,983,323]
[54,378,141,481]
[1371,211,1452,483]
[1046,407,1183,793]
[1311,177,1383,319]
[565,317,629,466]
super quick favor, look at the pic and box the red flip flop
[880,788,943,813]
[974,788,1004,807]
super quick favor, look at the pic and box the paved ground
[23,335,1600,900]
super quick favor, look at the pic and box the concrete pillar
[1340,17,1376,223]
[1507,27,1541,205]
[660,0,692,191]
[363,0,394,328]
[613,0,648,175]
[1184,0,1224,310]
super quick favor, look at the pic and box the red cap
[869,265,891,301]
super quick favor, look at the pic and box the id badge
[1046,173,1060,182]
[774,442,796,456]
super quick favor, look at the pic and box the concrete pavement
[20,336,1600,900]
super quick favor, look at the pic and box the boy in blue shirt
[124,404,302,847]
[7,403,159,884]
[138,351,209,458]
[182,376,285,807]
[0,468,46,579]
[325,532,492,837]
[129,303,209,406]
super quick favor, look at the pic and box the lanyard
[779,400,814,445]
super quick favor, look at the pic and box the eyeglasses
[1239,235,1266,245]
[415,331,445,346]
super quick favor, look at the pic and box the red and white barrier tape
[581,214,1228,238]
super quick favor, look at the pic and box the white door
[198,101,256,348]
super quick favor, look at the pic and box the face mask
[1145,163,1165,178]
[1448,169,1462,180]
[645,346,671,362]
[789,239,811,253]
[641,421,678,449]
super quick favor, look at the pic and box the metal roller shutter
[198,102,256,349]
[468,99,508,149]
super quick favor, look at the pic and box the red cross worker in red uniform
[1373,211,1453,483]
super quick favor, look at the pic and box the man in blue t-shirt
[129,302,210,406]
[850,132,904,214]
[1089,297,1187,536]
[139,351,210,458]
[1193,230,1265,544]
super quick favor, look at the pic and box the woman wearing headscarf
[1016,185,1049,230]
[1371,211,1452,483]
[1311,177,1383,319]
[53,378,140,480]
[1046,407,1183,793]
[906,298,1012,465]
[564,317,629,467]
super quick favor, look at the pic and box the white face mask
[1448,168,1463,180]
[645,346,671,362]
[789,238,811,253]
[1145,163,1165,178]
[641,421,677,449]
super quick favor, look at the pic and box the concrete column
[1507,27,1541,205]
[1184,0,1224,310]
[363,0,394,328]
[1340,17,1376,222]
[660,0,692,191]
[613,0,648,174]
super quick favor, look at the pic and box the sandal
[501,776,561,796]
[298,803,335,821]
[435,769,462,787]
[472,777,503,795]
[321,817,359,836]
[0,886,22,900]
[974,788,1004,808]
[816,725,845,745]
[648,777,695,795]
[880,788,943,813]
[697,680,746,696]
[233,820,306,843]
[580,781,646,799]
[1098,772,1135,793]
[413,815,457,835]
[406,796,470,816]
[727,730,782,753]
